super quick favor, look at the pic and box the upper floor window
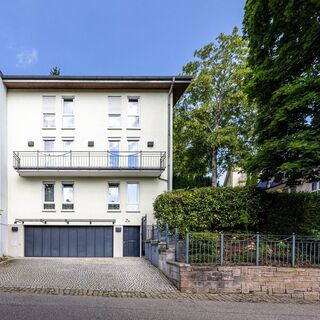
[312,181,320,193]
[62,98,75,128]
[62,139,74,151]
[108,96,121,129]
[127,97,140,128]
[108,182,120,210]
[62,182,74,210]
[127,182,139,211]
[42,96,56,128]
[108,140,120,167]
[43,182,55,210]
[128,140,139,168]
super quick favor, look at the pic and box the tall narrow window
[128,140,139,168]
[62,139,74,167]
[43,139,55,166]
[127,183,139,211]
[312,181,320,193]
[43,182,55,210]
[109,140,120,167]
[62,183,74,210]
[62,139,74,151]
[127,97,140,128]
[42,96,56,128]
[108,96,121,128]
[62,98,75,128]
[108,183,120,210]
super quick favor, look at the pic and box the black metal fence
[13,151,166,171]
[143,222,320,268]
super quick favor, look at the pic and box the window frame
[61,182,75,211]
[311,181,320,193]
[126,182,140,212]
[108,96,122,129]
[42,96,56,129]
[43,181,55,211]
[62,97,75,129]
[107,182,120,211]
[127,97,140,129]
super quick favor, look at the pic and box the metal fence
[143,222,320,268]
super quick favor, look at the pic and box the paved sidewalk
[0,258,176,292]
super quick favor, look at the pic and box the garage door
[123,226,140,257]
[25,226,113,257]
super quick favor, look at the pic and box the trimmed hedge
[153,186,320,236]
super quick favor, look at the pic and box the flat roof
[1,75,192,105]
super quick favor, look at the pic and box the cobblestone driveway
[0,258,177,292]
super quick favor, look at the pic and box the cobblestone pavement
[0,258,177,292]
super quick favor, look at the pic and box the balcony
[13,151,166,177]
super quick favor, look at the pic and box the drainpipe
[167,77,175,191]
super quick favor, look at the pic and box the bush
[153,186,320,235]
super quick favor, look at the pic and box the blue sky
[0,0,245,76]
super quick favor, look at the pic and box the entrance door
[123,226,140,257]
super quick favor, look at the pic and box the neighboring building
[0,73,191,257]
[223,167,247,187]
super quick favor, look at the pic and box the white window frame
[127,139,140,168]
[62,182,74,211]
[42,96,56,129]
[43,181,55,211]
[107,182,120,211]
[108,96,122,129]
[311,181,320,193]
[127,182,139,211]
[62,97,75,129]
[127,97,140,129]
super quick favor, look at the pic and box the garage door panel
[25,226,113,257]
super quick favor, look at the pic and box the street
[0,292,319,320]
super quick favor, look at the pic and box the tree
[243,0,320,183]
[50,67,60,76]
[174,27,255,188]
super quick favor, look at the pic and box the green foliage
[243,1,320,182]
[174,27,256,187]
[154,187,320,235]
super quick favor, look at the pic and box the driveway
[0,258,177,292]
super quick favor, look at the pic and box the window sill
[61,127,75,130]
[107,210,121,213]
[42,210,56,212]
[42,127,56,130]
[126,128,141,130]
[126,210,140,213]
[61,210,75,212]
[108,128,122,130]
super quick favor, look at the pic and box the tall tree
[243,0,320,183]
[50,67,60,76]
[174,27,255,188]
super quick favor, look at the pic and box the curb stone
[0,286,317,304]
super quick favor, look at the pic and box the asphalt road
[0,292,319,320]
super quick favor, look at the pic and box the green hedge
[153,186,320,235]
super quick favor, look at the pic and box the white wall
[6,89,169,256]
[0,77,7,256]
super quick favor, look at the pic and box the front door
[123,226,140,257]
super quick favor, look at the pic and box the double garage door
[25,226,141,257]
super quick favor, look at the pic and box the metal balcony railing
[13,151,166,171]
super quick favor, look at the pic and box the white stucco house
[0,73,191,257]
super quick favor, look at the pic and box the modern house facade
[0,74,191,257]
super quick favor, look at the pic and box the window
[127,97,140,128]
[62,183,74,210]
[312,181,320,193]
[43,139,55,166]
[62,98,75,128]
[108,183,120,210]
[43,182,55,210]
[42,96,56,128]
[108,96,121,128]
[109,140,120,167]
[62,139,74,151]
[128,140,139,168]
[127,183,139,211]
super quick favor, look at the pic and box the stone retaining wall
[157,246,320,301]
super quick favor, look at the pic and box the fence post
[185,232,189,264]
[151,224,154,241]
[220,232,224,266]
[292,233,296,267]
[256,232,260,266]
[165,223,169,249]
[157,222,161,242]
[175,227,179,262]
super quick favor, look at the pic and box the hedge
[153,186,320,236]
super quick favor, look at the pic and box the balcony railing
[13,151,166,172]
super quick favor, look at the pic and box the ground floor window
[108,183,120,210]
[43,182,55,210]
[62,182,74,210]
[127,183,139,211]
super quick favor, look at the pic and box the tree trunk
[211,147,218,188]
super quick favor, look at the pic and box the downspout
[167,77,175,191]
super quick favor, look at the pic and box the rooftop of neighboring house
[0,72,192,105]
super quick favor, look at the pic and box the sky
[0,0,245,76]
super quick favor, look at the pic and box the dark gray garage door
[123,226,140,257]
[25,226,113,257]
